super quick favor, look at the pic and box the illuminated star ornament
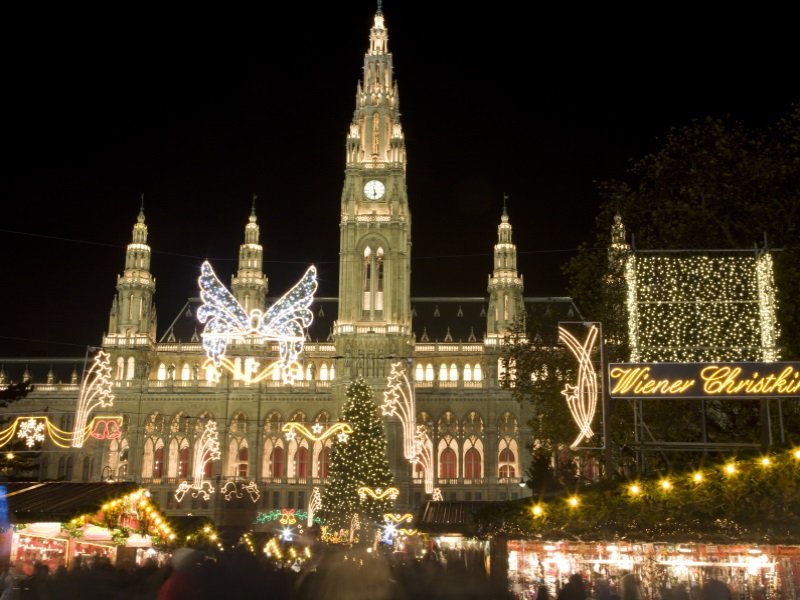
[174,420,221,502]
[197,260,318,384]
[72,350,115,448]
[559,324,599,448]
[412,426,434,494]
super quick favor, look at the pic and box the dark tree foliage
[0,382,39,479]
[0,381,33,407]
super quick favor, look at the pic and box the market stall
[506,540,800,600]
[0,482,174,570]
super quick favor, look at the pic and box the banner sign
[607,362,800,399]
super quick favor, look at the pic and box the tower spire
[487,201,524,336]
[232,200,268,311]
[107,203,156,341]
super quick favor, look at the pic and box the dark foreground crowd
[0,546,502,599]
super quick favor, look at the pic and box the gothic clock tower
[334,7,413,385]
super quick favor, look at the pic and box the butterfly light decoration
[197,260,318,384]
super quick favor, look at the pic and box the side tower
[335,7,413,382]
[231,198,268,312]
[105,202,157,382]
[486,203,525,339]
[107,204,157,344]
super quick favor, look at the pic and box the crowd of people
[0,548,741,600]
[0,545,498,599]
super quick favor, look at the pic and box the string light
[567,496,580,508]
[626,253,779,363]
[308,487,322,527]
[724,463,737,476]
[532,504,544,517]
[197,260,317,384]
[358,486,399,501]
[628,484,642,496]
[72,350,115,448]
[283,421,352,443]
[692,471,704,483]
[174,420,221,502]
[558,324,599,448]
[381,362,417,460]
[659,479,672,491]
[0,415,123,449]
[411,426,434,494]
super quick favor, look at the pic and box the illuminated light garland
[255,509,320,525]
[282,421,353,443]
[0,416,123,449]
[89,417,122,440]
[174,420,221,502]
[558,324,599,448]
[72,350,115,448]
[220,480,261,502]
[411,426,434,494]
[280,508,297,525]
[308,487,322,527]
[625,253,780,363]
[383,512,414,525]
[357,486,399,501]
[197,260,318,384]
[432,488,443,502]
[380,362,416,460]
[200,356,304,386]
[350,514,360,544]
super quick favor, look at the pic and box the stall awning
[416,501,494,537]
[0,481,140,523]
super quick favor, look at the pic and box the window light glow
[197,260,317,384]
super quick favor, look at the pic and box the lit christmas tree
[322,376,393,537]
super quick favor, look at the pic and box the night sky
[2,2,797,358]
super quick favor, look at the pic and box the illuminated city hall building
[0,8,580,521]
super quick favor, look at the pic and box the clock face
[363,180,386,200]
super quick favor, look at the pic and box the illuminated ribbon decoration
[72,350,115,448]
[358,486,399,501]
[381,362,416,460]
[559,324,599,448]
[308,487,322,527]
[384,513,414,526]
[0,416,123,449]
[174,420,221,502]
[200,357,303,386]
[282,421,352,443]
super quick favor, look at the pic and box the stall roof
[416,501,494,537]
[0,481,140,523]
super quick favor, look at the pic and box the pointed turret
[487,197,524,336]
[107,199,156,342]
[231,196,268,312]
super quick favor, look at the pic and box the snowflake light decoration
[17,418,45,448]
